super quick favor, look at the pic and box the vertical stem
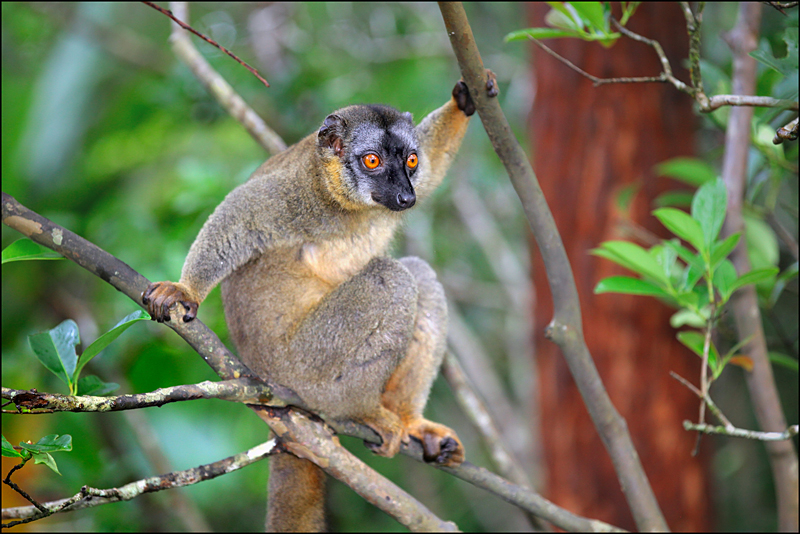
[437,3,668,531]
[720,3,799,531]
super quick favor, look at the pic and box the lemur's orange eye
[407,153,418,169]
[362,154,381,169]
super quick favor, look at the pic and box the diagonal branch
[437,2,668,531]
[142,1,269,88]
[166,2,287,155]
[2,192,625,531]
[2,439,279,525]
[2,379,280,414]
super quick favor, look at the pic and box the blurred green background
[2,3,532,531]
[3,2,798,532]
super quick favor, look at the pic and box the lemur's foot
[406,418,464,466]
[363,408,408,458]
[452,69,498,116]
[142,281,199,323]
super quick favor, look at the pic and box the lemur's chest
[298,217,398,287]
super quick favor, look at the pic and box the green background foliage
[2,3,530,531]
[2,2,798,532]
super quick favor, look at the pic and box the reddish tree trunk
[529,3,711,531]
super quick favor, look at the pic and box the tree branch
[2,439,279,525]
[3,192,625,531]
[142,1,269,87]
[2,378,278,414]
[683,422,799,442]
[718,3,799,531]
[166,2,287,155]
[254,406,459,532]
[437,3,668,531]
[441,353,549,531]
[525,6,798,114]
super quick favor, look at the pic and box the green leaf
[2,435,23,458]
[18,434,72,454]
[594,276,671,298]
[680,263,705,293]
[654,157,717,187]
[713,260,738,303]
[653,208,706,254]
[2,238,64,264]
[674,289,700,310]
[749,28,799,77]
[591,241,668,284]
[504,27,580,42]
[744,213,779,269]
[710,232,741,269]
[692,178,727,248]
[76,310,150,378]
[677,331,720,369]
[676,331,705,356]
[545,4,582,32]
[653,244,678,282]
[32,452,61,475]
[729,267,780,295]
[767,262,799,307]
[769,352,799,372]
[77,375,120,396]
[571,2,607,31]
[664,239,702,268]
[28,320,80,388]
[670,309,706,328]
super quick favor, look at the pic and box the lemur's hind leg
[381,256,464,466]
[285,257,418,459]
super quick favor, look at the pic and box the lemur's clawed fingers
[452,80,476,116]
[452,69,499,117]
[364,409,407,459]
[407,418,465,466]
[142,281,199,323]
[485,69,498,98]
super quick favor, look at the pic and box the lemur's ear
[318,114,347,157]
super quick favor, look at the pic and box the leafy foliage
[26,311,148,396]
[505,2,639,47]
[2,434,73,475]
[594,179,781,378]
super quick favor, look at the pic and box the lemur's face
[319,105,419,212]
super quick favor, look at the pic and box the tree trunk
[529,3,711,531]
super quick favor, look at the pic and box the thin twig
[694,290,717,456]
[3,459,49,517]
[167,2,287,155]
[527,6,798,114]
[683,422,799,442]
[669,371,734,428]
[141,1,269,87]
[610,16,690,92]
[706,95,798,111]
[680,1,705,102]
[529,37,667,87]
[2,440,279,525]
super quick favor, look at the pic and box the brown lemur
[143,73,498,531]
